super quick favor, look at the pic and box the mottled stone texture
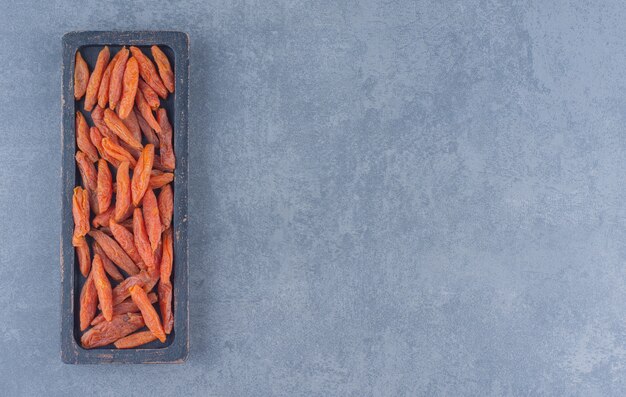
[0,0,625,395]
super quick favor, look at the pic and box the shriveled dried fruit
[88,190,100,215]
[158,184,174,230]
[74,51,90,100]
[152,239,163,277]
[96,159,113,213]
[149,171,174,190]
[103,108,142,149]
[92,254,113,321]
[130,46,168,98]
[140,268,158,290]
[97,62,114,108]
[133,208,155,268]
[92,206,114,228]
[74,44,178,348]
[131,144,155,206]
[156,109,175,170]
[72,187,90,238]
[114,330,158,349]
[97,48,125,108]
[84,46,110,111]
[89,230,140,276]
[114,161,132,222]
[76,111,98,162]
[92,292,157,326]
[120,218,134,232]
[135,88,161,132]
[151,45,175,93]
[158,280,174,334]
[160,227,173,281]
[119,139,142,159]
[93,241,124,282]
[79,271,98,331]
[90,126,121,168]
[81,313,145,349]
[119,107,142,144]
[75,151,97,192]
[91,105,118,141]
[135,107,160,148]
[143,189,161,251]
[152,154,169,172]
[130,285,166,342]
[109,218,143,264]
[74,236,91,277]
[138,78,160,110]
[111,275,144,305]
[109,46,129,110]
[118,57,139,119]
[101,137,137,168]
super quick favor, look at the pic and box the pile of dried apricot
[72,45,175,349]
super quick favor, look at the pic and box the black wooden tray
[61,31,189,364]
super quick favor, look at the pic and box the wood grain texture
[61,31,189,364]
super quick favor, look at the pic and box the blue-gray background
[0,0,624,395]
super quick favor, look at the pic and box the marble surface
[1,0,626,395]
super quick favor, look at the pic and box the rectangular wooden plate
[61,31,189,364]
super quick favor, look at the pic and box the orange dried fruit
[74,51,90,100]
[84,46,110,111]
[151,45,174,93]
[118,57,139,119]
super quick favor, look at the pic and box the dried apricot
[103,108,142,149]
[133,208,155,268]
[90,126,121,168]
[135,107,160,148]
[160,227,173,281]
[72,187,90,238]
[121,107,142,144]
[93,241,124,282]
[76,111,98,162]
[130,285,166,342]
[158,280,174,334]
[111,275,144,306]
[109,218,143,264]
[92,206,114,228]
[92,254,113,321]
[138,78,160,110]
[84,46,110,111]
[151,45,174,93]
[96,159,113,213]
[114,161,133,222]
[119,57,139,119]
[92,292,157,326]
[97,48,123,108]
[79,271,98,331]
[158,184,174,229]
[74,51,90,100]
[89,230,140,276]
[149,171,174,190]
[156,109,175,170]
[142,189,161,251]
[108,47,129,110]
[131,144,155,206]
[91,104,118,141]
[81,313,144,349]
[75,151,97,192]
[114,330,158,348]
[130,46,168,98]
[101,137,137,168]
[75,236,91,277]
[135,88,161,132]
